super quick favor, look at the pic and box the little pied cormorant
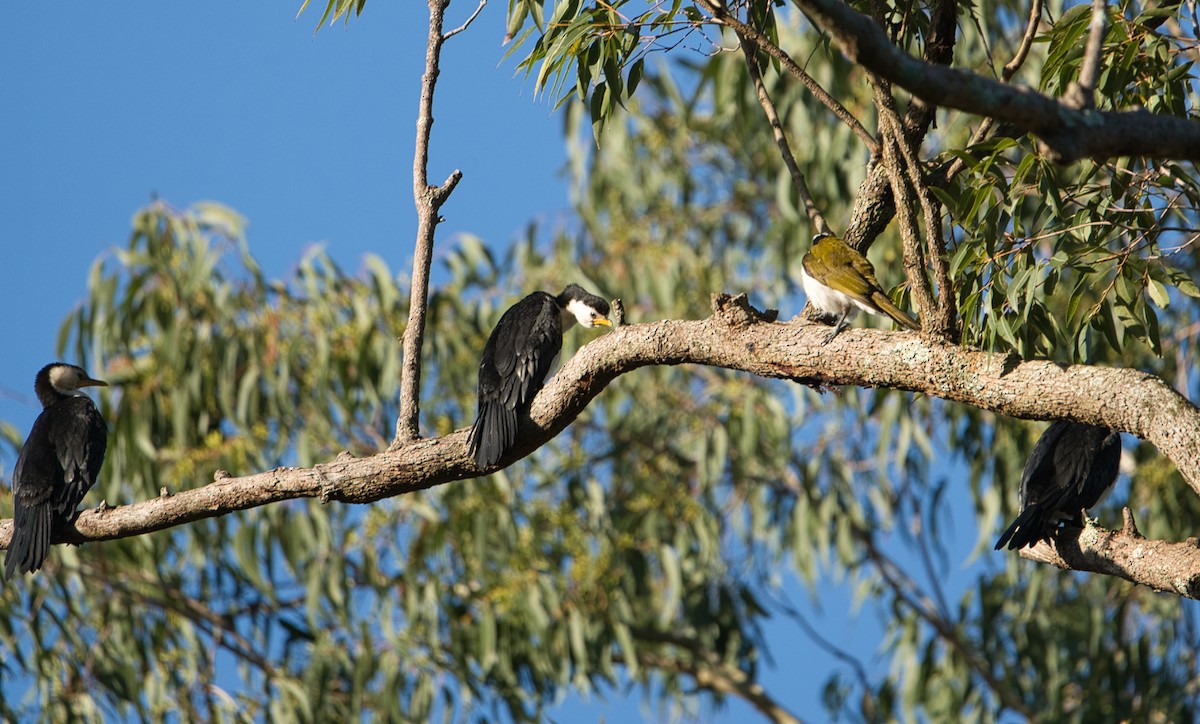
[468,284,612,469]
[800,233,919,341]
[5,363,108,579]
[994,421,1121,551]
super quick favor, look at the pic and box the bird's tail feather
[5,504,53,580]
[468,403,518,469]
[994,506,1047,551]
[871,292,920,331]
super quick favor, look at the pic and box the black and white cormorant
[5,363,108,579]
[468,284,612,469]
[994,421,1121,551]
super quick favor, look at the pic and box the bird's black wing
[996,421,1073,550]
[6,412,58,578]
[996,422,1120,551]
[4,397,107,579]
[47,397,108,517]
[469,293,563,468]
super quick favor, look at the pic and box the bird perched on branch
[5,363,109,579]
[994,421,1121,551]
[468,284,612,469]
[800,232,919,342]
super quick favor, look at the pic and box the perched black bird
[5,363,108,579]
[468,284,612,469]
[994,421,1121,551]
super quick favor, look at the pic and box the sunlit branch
[397,0,465,447]
[791,0,1200,162]
[725,2,826,233]
[4,295,1200,601]
[694,0,880,155]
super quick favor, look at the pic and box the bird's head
[45,363,108,394]
[558,284,613,329]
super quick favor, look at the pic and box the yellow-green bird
[800,232,919,341]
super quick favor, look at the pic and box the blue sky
[0,3,993,721]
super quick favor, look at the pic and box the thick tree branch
[1019,508,1200,597]
[791,0,1200,163]
[397,0,464,447]
[5,295,1200,597]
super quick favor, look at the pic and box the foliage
[4,0,1200,721]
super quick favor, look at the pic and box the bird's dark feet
[822,321,849,345]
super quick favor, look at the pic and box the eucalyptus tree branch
[633,649,805,724]
[790,0,1200,163]
[858,529,1035,719]
[844,0,956,248]
[726,4,826,233]
[443,0,486,40]
[947,0,1046,182]
[1003,0,1045,81]
[5,295,1200,597]
[871,83,957,337]
[1064,0,1109,110]
[1020,508,1200,597]
[694,0,879,155]
[397,0,464,447]
[871,83,939,329]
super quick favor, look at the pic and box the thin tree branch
[871,81,938,329]
[396,0,465,447]
[695,0,879,155]
[946,0,1045,181]
[1003,0,1045,81]
[725,2,826,232]
[844,0,956,248]
[857,528,1035,718]
[790,0,1200,163]
[872,82,958,337]
[5,295,1200,599]
[443,0,487,40]
[1064,0,1109,110]
[633,649,805,724]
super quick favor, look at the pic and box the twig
[396,0,465,447]
[726,2,825,232]
[443,0,487,40]
[695,0,879,155]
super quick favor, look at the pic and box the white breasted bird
[468,284,612,469]
[6,363,109,579]
[800,232,919,341]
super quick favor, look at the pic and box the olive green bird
[800,232,919,341]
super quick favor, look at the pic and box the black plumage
[468,284,611,469]
[994,421,1121,551]
[5,363,108,579]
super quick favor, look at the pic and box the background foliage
[3,0,1200,721]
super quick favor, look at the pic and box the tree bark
[6,294,1199,596]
